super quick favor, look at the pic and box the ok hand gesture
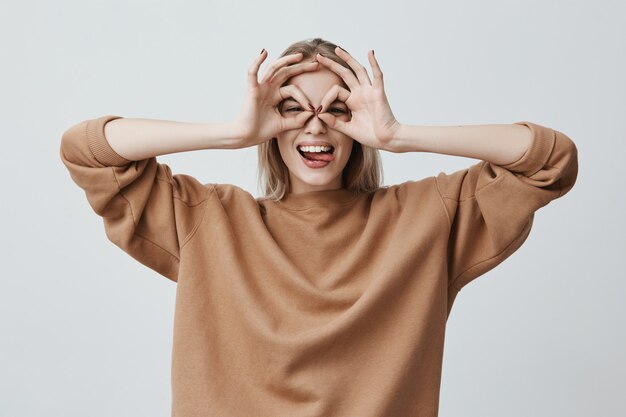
[231,50,319,149]
[315,47,401,151]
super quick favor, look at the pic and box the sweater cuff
[86,115,132,166]
[500,121,556,177]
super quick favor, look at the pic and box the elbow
[554,129,579,197]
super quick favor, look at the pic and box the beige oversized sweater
[60,115,578,416]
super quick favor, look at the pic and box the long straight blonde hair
[257,38,384,201]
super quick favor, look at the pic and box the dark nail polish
[308,103,315,111]
[316,105,322,113]
[260,48,265,54]
[372,49,375,56]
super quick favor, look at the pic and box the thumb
[318,113,349,135]
[281,111,313,131]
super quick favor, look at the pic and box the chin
[298,175,341,187]
[293,166,342,183]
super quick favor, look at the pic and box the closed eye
[285,107,347,114]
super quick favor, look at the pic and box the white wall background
[1,0,624,415]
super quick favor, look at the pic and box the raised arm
[101,117,241,161]
[59,49,323,281]
[101,50,326,161]
[314,47,578,311]
[59,114,220,282]
[384,122,534,163]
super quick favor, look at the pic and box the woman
[60,38,578,417]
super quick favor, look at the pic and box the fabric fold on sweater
[60,115,578,417]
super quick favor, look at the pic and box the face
[275,66,354,194]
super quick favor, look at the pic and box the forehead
[283,68,347,102]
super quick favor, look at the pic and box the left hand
[315,47,401,151]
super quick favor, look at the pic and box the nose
[304,111,326,135]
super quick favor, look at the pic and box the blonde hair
[257,38,384,201]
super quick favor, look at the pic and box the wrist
[217,121,247,149]
[384,123,408,153]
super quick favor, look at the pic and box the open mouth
[297,145,335,162]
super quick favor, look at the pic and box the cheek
[276,133,292,150]
[276,135,298,165]
[340,138,354,161]
[276,145,291,164]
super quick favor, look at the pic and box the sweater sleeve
[435,121,578,294]
[59,115,211,282]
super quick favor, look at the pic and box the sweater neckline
[276,187,359,210]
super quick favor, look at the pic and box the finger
[318,84,351,115]
[248,48,268,88]
[281,109,314,131]
[334,46,372,86]
[367,49,384,90]
[315,53,360,91]
[275,84,314,110]
[259,52,304,84]
[317,112,350,136]
[268,60,319,85]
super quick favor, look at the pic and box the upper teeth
[298,145,332,152]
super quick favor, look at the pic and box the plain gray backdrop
[2,0,624,416]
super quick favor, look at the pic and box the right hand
[230,50,320,149]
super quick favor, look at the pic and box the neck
[278,187,358,210]
[288,174,343,194]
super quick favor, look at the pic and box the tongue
[303,152,334,162]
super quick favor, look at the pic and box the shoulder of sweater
[209,183,258,205]
[360,176,439,211]
[382,176,437,199]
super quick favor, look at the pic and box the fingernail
[316,105,322,113]
[308,103,315,111]
[372,49,375,55]
[260,48,265,54]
